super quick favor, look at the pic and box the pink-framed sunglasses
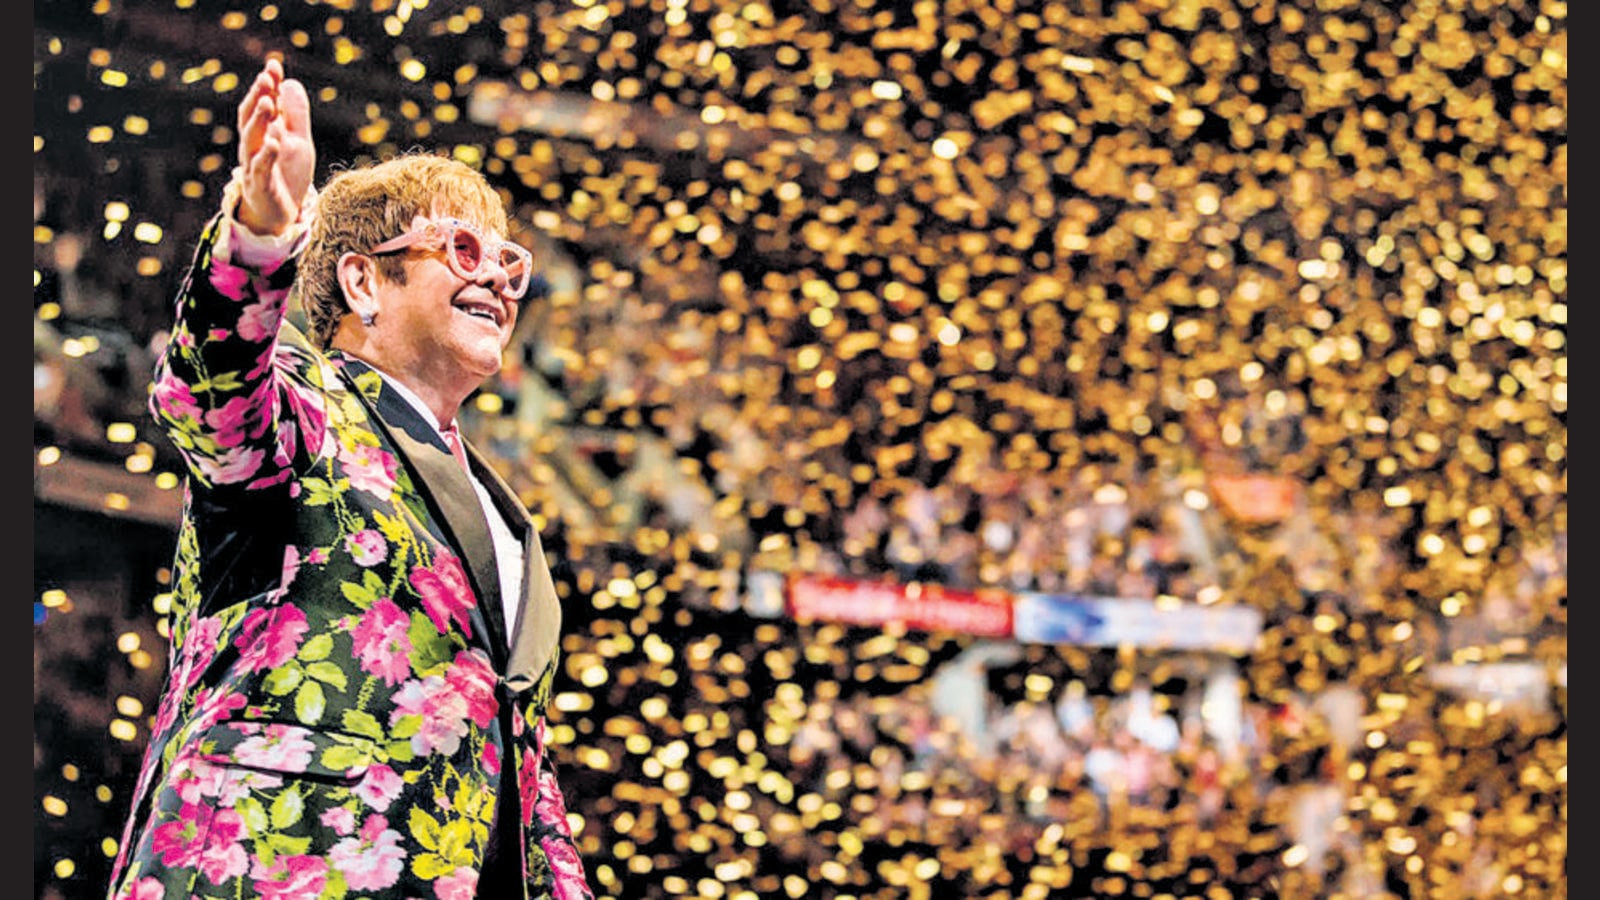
[368,217,534,300]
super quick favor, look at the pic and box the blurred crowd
[35,0,1563,897]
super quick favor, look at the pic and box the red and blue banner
[786,573,1015,638]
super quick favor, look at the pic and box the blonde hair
[298,152,509,348]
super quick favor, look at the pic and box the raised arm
[148,59,324,491]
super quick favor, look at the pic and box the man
[107,58,593,900]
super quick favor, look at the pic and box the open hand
[235,58,316,237]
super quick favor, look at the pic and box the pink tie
[443,425,472,475]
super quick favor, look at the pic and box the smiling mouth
[453,302,502,326]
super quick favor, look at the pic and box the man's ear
[336,251,380,324]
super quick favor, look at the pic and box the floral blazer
[108,214,593,900]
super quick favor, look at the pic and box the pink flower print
[533,753,572,831]
[518,747,543,827]
[115,876,165,900]
[149,377,203,427]
[196,806,250,885]
[282,381,331,454]
[328,815,405,892]
[208,257,251,300]
[147,817,198,870]
[245,466,294,492]
[150,800,223,869]
[172,615,224,695]
[273,421,301,469]
[245,343,278,382]
[359,811,396,843]
[346,529,389,567]
[340,441,399,500]
[187,685,249,737]
[195,444,266,485]
[352,599,413,686]
[151,620,226,739]
[205,393,270,450]
[230,723,316,773]
[543,835,592,900]
[306,546,329,565]
[147,693,183,753]
[410,553,475,638]
[534,714,550,753]
[320,805,357,836]
[481,740,501,777]
[391,676,471,757]
[433,867,479,900]
[250,853,329,900]
[234,604,309,673]
[172,752,269,805]
[235,297,282,342]
[445,650,498,730]
[353,763,404,812]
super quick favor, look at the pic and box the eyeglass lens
[443,223,529,296]
[449,228,484,272]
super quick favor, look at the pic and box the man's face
[368,210,522,400]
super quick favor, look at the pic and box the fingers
[238,134,295,236]
[245,134,280,198]
[277,77,312,137]
[239,98,277,156]
[236,60,294,162]
[237,65,280,129]
[233,58,309,235]
[238,83,280,166]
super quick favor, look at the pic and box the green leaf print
[407,612,456,673]
[390,715,422,740]
[236,795,269,833]
[340,709,384,741]
[263,664,304,697]
[409,806,443,849]
[299,633,334,662]
[192,371,245,394]
[263,832,312,858]
[353,369,384,399]
[294,679,327,724]
[339,578,378,609]
[320,869,350,900]
[454,780,491,822]
[302,478,338,507]
[319,743,371,774]
[411,853,458,881]
[435,820,479,867]
[411,818,479,879]
[269,784,305,830]
[374,510,413,546]
[305,661,349,692]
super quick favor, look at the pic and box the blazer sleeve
[148,213,329,492]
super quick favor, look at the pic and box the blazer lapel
[332,354,511,662]
[462,442,564,693]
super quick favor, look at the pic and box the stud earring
[360,311,376,327]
